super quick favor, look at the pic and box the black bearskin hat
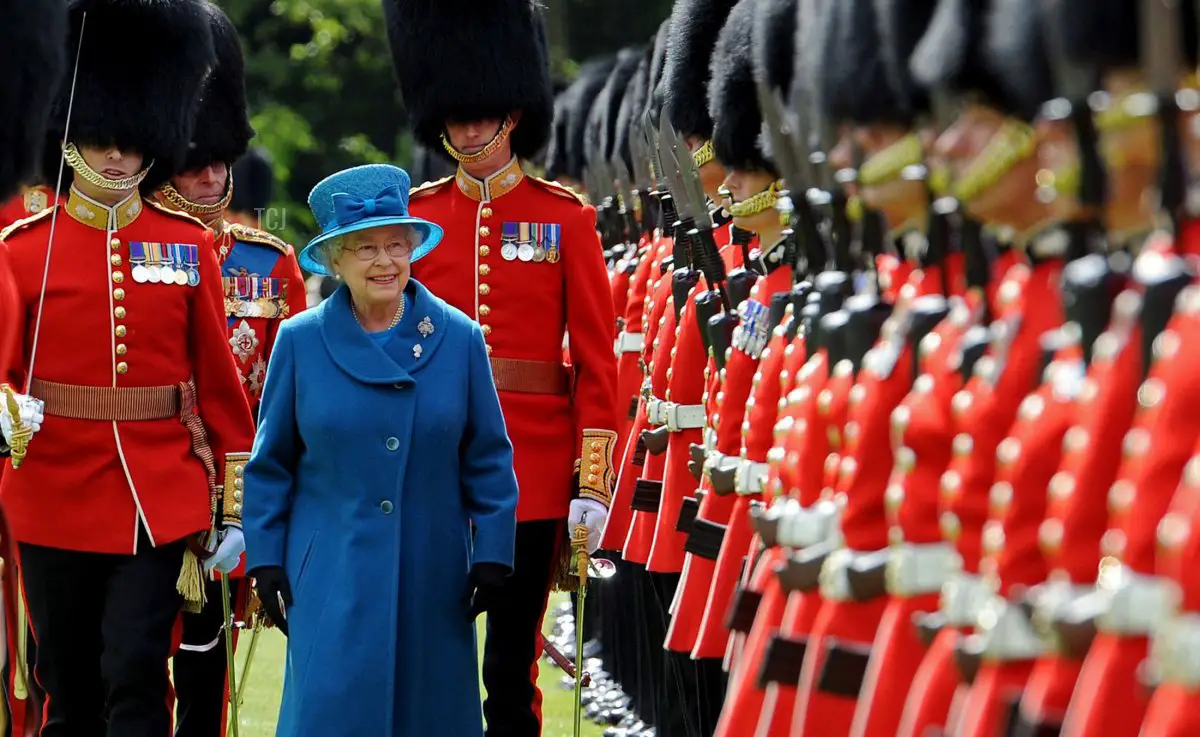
[1055,0,1197,73]
[409,142,457,186]
[0,0,67,201]
[710,0,774,173]
[909,0,1017,116]
[664,0,739,140]
[985,0,1056,121]
[821,0,912,125]
[183,1,253,172]
[616,47,653,184]
[545,92,572,181]
[49,0,216,192]
[564,56,617,182]
[384,0,554,161]
[874,0,938,120]
[229,147,274,214]
[599,47,645,178]
[647,19,673,123]
[752,0,797,164]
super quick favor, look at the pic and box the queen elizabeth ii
[242,164,518,737]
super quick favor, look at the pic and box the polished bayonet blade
[756,81,804,192]
[643,109,668,191]
[664,122,713,229]
[657,116,696,222]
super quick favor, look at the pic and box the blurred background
[223,0,671,250]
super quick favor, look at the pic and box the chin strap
[441,116,515,165]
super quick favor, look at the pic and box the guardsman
[382,2,619,735]
[0,1,256,734]
[155,5,307,737]
[0,2,66,733]
[668,0,792,678]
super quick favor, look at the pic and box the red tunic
[409,159,619,521]
[0,189,254,552]
[0,187,56,231]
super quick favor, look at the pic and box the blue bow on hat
[299,164,445,276]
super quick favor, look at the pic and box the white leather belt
[615,331,645,354]
[735,460,770,495]
[1150,611,1200,688]
[975,596,1048,661]
[703,426,717,453]
[646,396,667,426]
[664,402,706,431]
[1095,564,1175,635]
[776,500,841,549]
[939,572,991,628]
[704,449,736,474]
[819,548,888,602]
[1027,579,1097,640]
[885,543,958,597]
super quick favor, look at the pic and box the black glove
[466,562,511,621]
[250,565,293,637]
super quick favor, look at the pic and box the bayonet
[664,123,715,231]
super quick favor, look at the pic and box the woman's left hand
[204,527,246,574]
[465,562,511,621]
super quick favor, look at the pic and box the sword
[234,600,265,709]
[221,573,240,737]
[542,640,592,687]
[571,523,590,737]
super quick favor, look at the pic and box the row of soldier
[552,0,1200,736]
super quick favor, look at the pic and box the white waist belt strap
[885,542,958,597]
[1095,565,1174,635]
[1151,611,1200,688]
[975,596,1048,661]
[940,572,990,628]
[646,397,666,426]
[776,500,840,549]
[615,331,645,354]
[734,460,770,495]
[664,402,706,431]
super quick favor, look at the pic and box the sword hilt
[2,386,30,469]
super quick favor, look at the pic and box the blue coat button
[386,437,400,451]
[380,500,394,514]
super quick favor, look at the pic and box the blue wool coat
[243,280,518,737]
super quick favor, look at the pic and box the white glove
[0,393,43,447]
[568,498,607,555]
[205,527,245,574]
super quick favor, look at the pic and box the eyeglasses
[346,241,414,261]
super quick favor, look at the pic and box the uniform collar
[455,157,525,202]
[66,187,144,231]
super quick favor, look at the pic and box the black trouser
[173,576,244,737]
[20,530,185,737]
[482,519,562,737]
[648,571,724,737]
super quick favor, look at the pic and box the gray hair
[320,224,418,277]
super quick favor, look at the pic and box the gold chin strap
[441,117,516,165]
[858,134,925,188]
[159,174,234,219]
[728,180,784,218]
[692,139,715,169]
[953,119,1037,205]
[63,142,152,191]
[1036,162,1081,204]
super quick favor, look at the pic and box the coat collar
[319,279,449,385]
[66,187,144,230]
[455,157,525,202]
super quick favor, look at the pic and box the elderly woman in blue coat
[242,164,518,737]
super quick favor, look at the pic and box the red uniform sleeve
[566,203,619,506]
[266,249,308,361]
[190,228,255,527]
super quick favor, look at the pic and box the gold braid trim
[222,452,250,527]
[693,140,715,169]
[953,120,1037,205]
[728,180,784,218]
[858,134,925,188]
[159,176,234,219]
[577,429,617,507]
[441,117,516,165]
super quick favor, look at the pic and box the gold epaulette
[227,222,292,255]
[529,176,588,205]
[410,176,453,199]
[0,206,57,241]
[144,198,207,228]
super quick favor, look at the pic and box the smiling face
[330,224,417,310]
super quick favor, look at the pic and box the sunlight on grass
[227,593,604,737]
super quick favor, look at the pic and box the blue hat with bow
[299,164,444,275]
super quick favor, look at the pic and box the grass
[230,593,605,737]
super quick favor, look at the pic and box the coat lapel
[319,280,450,386]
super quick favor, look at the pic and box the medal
[517,243,534,261]
[545,224,562,264]
[501,242,518,261]
[532,223,546,262]
[171,246,189,285]
[146,242,162,283]
[130,242,150,283]
[160,243,178,284]
[184,245,201,287]
[188,269,200,287]
[160,263,176,284]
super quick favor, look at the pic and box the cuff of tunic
[577,429,616,507]
[221,452,250,527]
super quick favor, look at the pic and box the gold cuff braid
[222,452,250,526]
[577,429,617,507]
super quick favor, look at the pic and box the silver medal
[131,265,150,283]
[501,243,519,261]
[160,265,177,284]
[147,266,162,284]
[517,243,534,262]
[533,246,546,263]
[174,269,190,286]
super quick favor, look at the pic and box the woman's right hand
[250,565,293,636]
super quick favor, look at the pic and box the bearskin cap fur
[822,0,915,124]
[664,0,739,139]
[229,146,273,214]
[985,0,1055,120]
[710,0,775,173]
[874,0,938,119]
[183,1,253,171]
[599,46,644,177]
[615,47,653,182]
[549,55,615,182]
[47,0,216,193]
[647,19,673,123]
[909,0,1018,116]
[0,0,67,200]
[384,0,554,161]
